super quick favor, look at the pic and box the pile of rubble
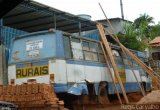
[0,83,64,110]
[137,90,160,104]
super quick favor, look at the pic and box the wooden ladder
[97,23,160,90]
[97,23,129,104]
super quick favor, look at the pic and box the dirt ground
[84,91,160,110]
[63,91,160,110]
[138,90,160,104]
[75,105,121,110]
[70,92,145,110]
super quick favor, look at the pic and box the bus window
[71,38,80,43]
[99,53,105,63]
[82,41,92,61]
[82,41,98,62]
[111,50,123,65]
[71,37,84,60]
[123,58,129,65]
[83,51,98,61]
[112,50,120,57]
[98,44,103,53]
[84,51,92,61]
[82,41,89,50]
[92,53,98,61]
[123,58,138,67]
[89,42,98,52]
[63,36,72,59]
[89,42,98,61]
[132,60,138,67]
[97,44,105,63]
[114,56,123,65]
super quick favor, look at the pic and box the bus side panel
[8,64,50,85]
[9,32,56,64]
[8,65,16,84]
[85,66,102,82]
[108,82,140,94]
[100,67,112,82]
[66,60,111,83]
[108,69,143,94]
[125,69,141,82]
[66,62,85,83]
[49,59,67,84]
[8,61,50,84]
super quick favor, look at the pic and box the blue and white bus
[8,29,151,102]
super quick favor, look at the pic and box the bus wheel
[98,82,110,104]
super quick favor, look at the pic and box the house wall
[99,18,126,35]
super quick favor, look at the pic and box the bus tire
[98,82,110,104]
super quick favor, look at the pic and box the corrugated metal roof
[3,0,99,33]
[0,0,24,18]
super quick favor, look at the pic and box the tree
[134,13,154,29]
[118,14,156,51]
[133,13,154,39]
[118,22,147,51]
[149,23,160,39]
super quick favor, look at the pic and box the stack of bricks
[0,84,64,110]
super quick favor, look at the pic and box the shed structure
[1,0,99,49]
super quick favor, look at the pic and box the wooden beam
[97,23,129,104]
[105,28,160,89]
[106,29,146,96]
[98,2,150,94]
[100,42,122,104]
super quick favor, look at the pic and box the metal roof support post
[0,19,7,85]
[0,19,3,44]
[78,22,81,36]
[54,13,57,30]
[120,0,124,19]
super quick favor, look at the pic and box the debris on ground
[137,90,160,104]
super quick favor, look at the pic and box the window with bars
[63,36,72,59]
[63,36,105,63]
[82,41,105,62]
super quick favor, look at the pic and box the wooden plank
[100,42,122,104]
[104,27,146,96]
[105,28,160,88]
[98,2,146,94]
[97,23,129,104]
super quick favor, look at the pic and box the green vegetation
[149,23,160,39]
[118,13,160,51]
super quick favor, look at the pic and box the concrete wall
[99,18,126,35]
[83,18,130,41]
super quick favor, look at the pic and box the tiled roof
[150,36,160,44]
